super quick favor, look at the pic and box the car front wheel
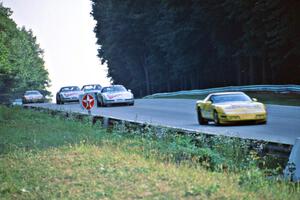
[257,120,267,125]
[197,108,208,125]
[96,99,101,107]
[213,110,220,125]
[98,98,105,107]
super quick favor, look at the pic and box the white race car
[97,85,134,107]
[56,86,83,104]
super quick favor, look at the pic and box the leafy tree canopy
[91,0,300,97]
[0,3,50,103]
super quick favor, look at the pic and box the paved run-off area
[28,99,300,145]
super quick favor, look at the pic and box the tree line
[92,0,300,97]
[0,4,50,103]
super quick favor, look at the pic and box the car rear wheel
[213,110,220,125]
[197,108,208,125]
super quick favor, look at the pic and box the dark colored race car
[56,86,83,104]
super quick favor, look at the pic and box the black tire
[99,98,105,107]
[213,110,220,125]
[258,120,267,125]
[128,102,134,106]
[101,99,106,107]
[197,108,208,125]
[96,99,101,107]
[56,98,60,105]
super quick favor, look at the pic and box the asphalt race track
[28,99,300,145]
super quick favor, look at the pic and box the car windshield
[210,94,251,103]
[61,87,80,92]
[25,91,40,95]
[82,85,101,91]
[102,85,126,93]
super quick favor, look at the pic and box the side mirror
[128,89,132,92]
[206,101,212,105]
[252,98,257,102]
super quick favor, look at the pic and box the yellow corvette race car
[196,92,267,125]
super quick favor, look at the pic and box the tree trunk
[261,54,266,84]
[142,64,150,95]
[166,65,171,92]
[249,56,255,84]
[235,56,242,85]
[141,51,151,95]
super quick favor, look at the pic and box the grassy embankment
[149,91,300,106]
[0,106,299,199]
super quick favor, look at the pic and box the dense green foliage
[91,0,300,97]
[1,106,299,199]
[0,4,50,103]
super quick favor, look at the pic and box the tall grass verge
[0,106,299,199]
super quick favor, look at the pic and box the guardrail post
[284,137,300,182]
[102,117,109,128]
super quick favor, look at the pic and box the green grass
[0,106,299,199]
[150,91,300,106]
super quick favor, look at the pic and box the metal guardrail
[145,85,300,98]
[284,138,300,182]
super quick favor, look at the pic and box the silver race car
[81,84,102,97]
[80,84,102,106]
[22,90,44,104]
[97,85,134,107]
[56,86,83,104]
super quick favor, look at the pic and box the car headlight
[215,107,225,113]
[102,94,108,100]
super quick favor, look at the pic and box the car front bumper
[218,112,267,123]
[61,96,79,102]
[23,98,44,103]
[103,98,134,104]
